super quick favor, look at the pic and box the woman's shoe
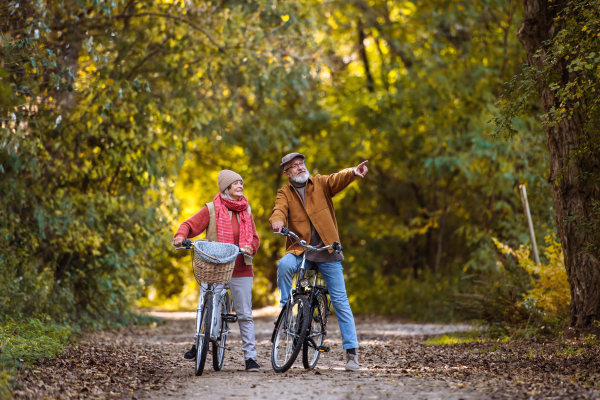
[245,358,260,372]
[184,345,197,361]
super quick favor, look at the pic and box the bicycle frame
[272,229,339,341]
[195,284,232,343]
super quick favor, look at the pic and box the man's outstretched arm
[324,160,369,197]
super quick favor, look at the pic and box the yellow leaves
[493,234,570,318]
[281,15,289,22]
[222,89,230,96]
[106,79,114,86]
[389,1,417,21]
[313,31,326,44]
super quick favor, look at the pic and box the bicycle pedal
[317,346,330,353]
[222,314,238,323]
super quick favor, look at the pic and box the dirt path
[144,308,478,400]
[13,308,600,400]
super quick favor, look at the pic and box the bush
[0,318,73,399]
[455,234,569,338]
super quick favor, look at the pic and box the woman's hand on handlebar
[241,246,253,255]
[173,237,185,247]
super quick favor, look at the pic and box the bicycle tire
[213,291,229,371]
[302,291,328,369]
[271,294,310,373]
[195,294,212,376]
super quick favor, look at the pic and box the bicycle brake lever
[332,241,343,253]
[239,250,253,260]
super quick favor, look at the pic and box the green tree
[494,0,600,331]
[0,0,321,324]
[163,0,558,320]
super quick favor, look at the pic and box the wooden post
[519,184,540,265]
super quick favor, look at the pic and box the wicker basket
[192,240,239,285]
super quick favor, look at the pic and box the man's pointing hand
[353,160,369,178]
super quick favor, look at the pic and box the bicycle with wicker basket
[176,239,250,376]
[270,228,342,373]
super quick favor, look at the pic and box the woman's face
[229,180,244,199]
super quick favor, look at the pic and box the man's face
[283,157,309,183]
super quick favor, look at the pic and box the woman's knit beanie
[218,170,243,193]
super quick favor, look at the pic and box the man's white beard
[289,171,309,184]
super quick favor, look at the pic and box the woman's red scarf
[212,193,253,249]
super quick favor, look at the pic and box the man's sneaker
[183,345,197,361]
[245,358,260,372]
[345,353,360,371]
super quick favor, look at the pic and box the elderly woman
[172,170,260,372]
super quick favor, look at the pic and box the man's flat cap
[280,152,306,167]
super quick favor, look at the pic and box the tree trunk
[358,19,374,93]
[517,0,600,332]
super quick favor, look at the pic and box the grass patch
[0,318,73,399]
[424,330,481,346]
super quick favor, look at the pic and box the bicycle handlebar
[275,227,343,253]
[175,240,253,259]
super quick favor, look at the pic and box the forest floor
[11,308,600,400]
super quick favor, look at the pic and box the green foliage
[0,318,72,399]
[493,0,600,252]
[0,319,72,369]
[455,234,569,338]
[1,0,320,325]
[144,0,557,319]
[2,0,559,325]
[424,330,481,346]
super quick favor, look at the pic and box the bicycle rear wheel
[195,295,212,376]
[271,294,310,373]
[213,291,229,371]
[302,291,328,369]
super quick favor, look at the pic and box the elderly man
[270,152,369,371]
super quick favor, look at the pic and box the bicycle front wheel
[213,291,229,371]
[195,295,212,376]
[302,291,328,369]
[271,294,310,373]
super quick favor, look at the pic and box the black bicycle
[270,228,342,373]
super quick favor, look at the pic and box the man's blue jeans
[277,253,359,350]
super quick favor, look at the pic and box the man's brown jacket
[269,168,356,256]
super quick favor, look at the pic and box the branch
[57,12,226,53]
[358,19,374,93]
